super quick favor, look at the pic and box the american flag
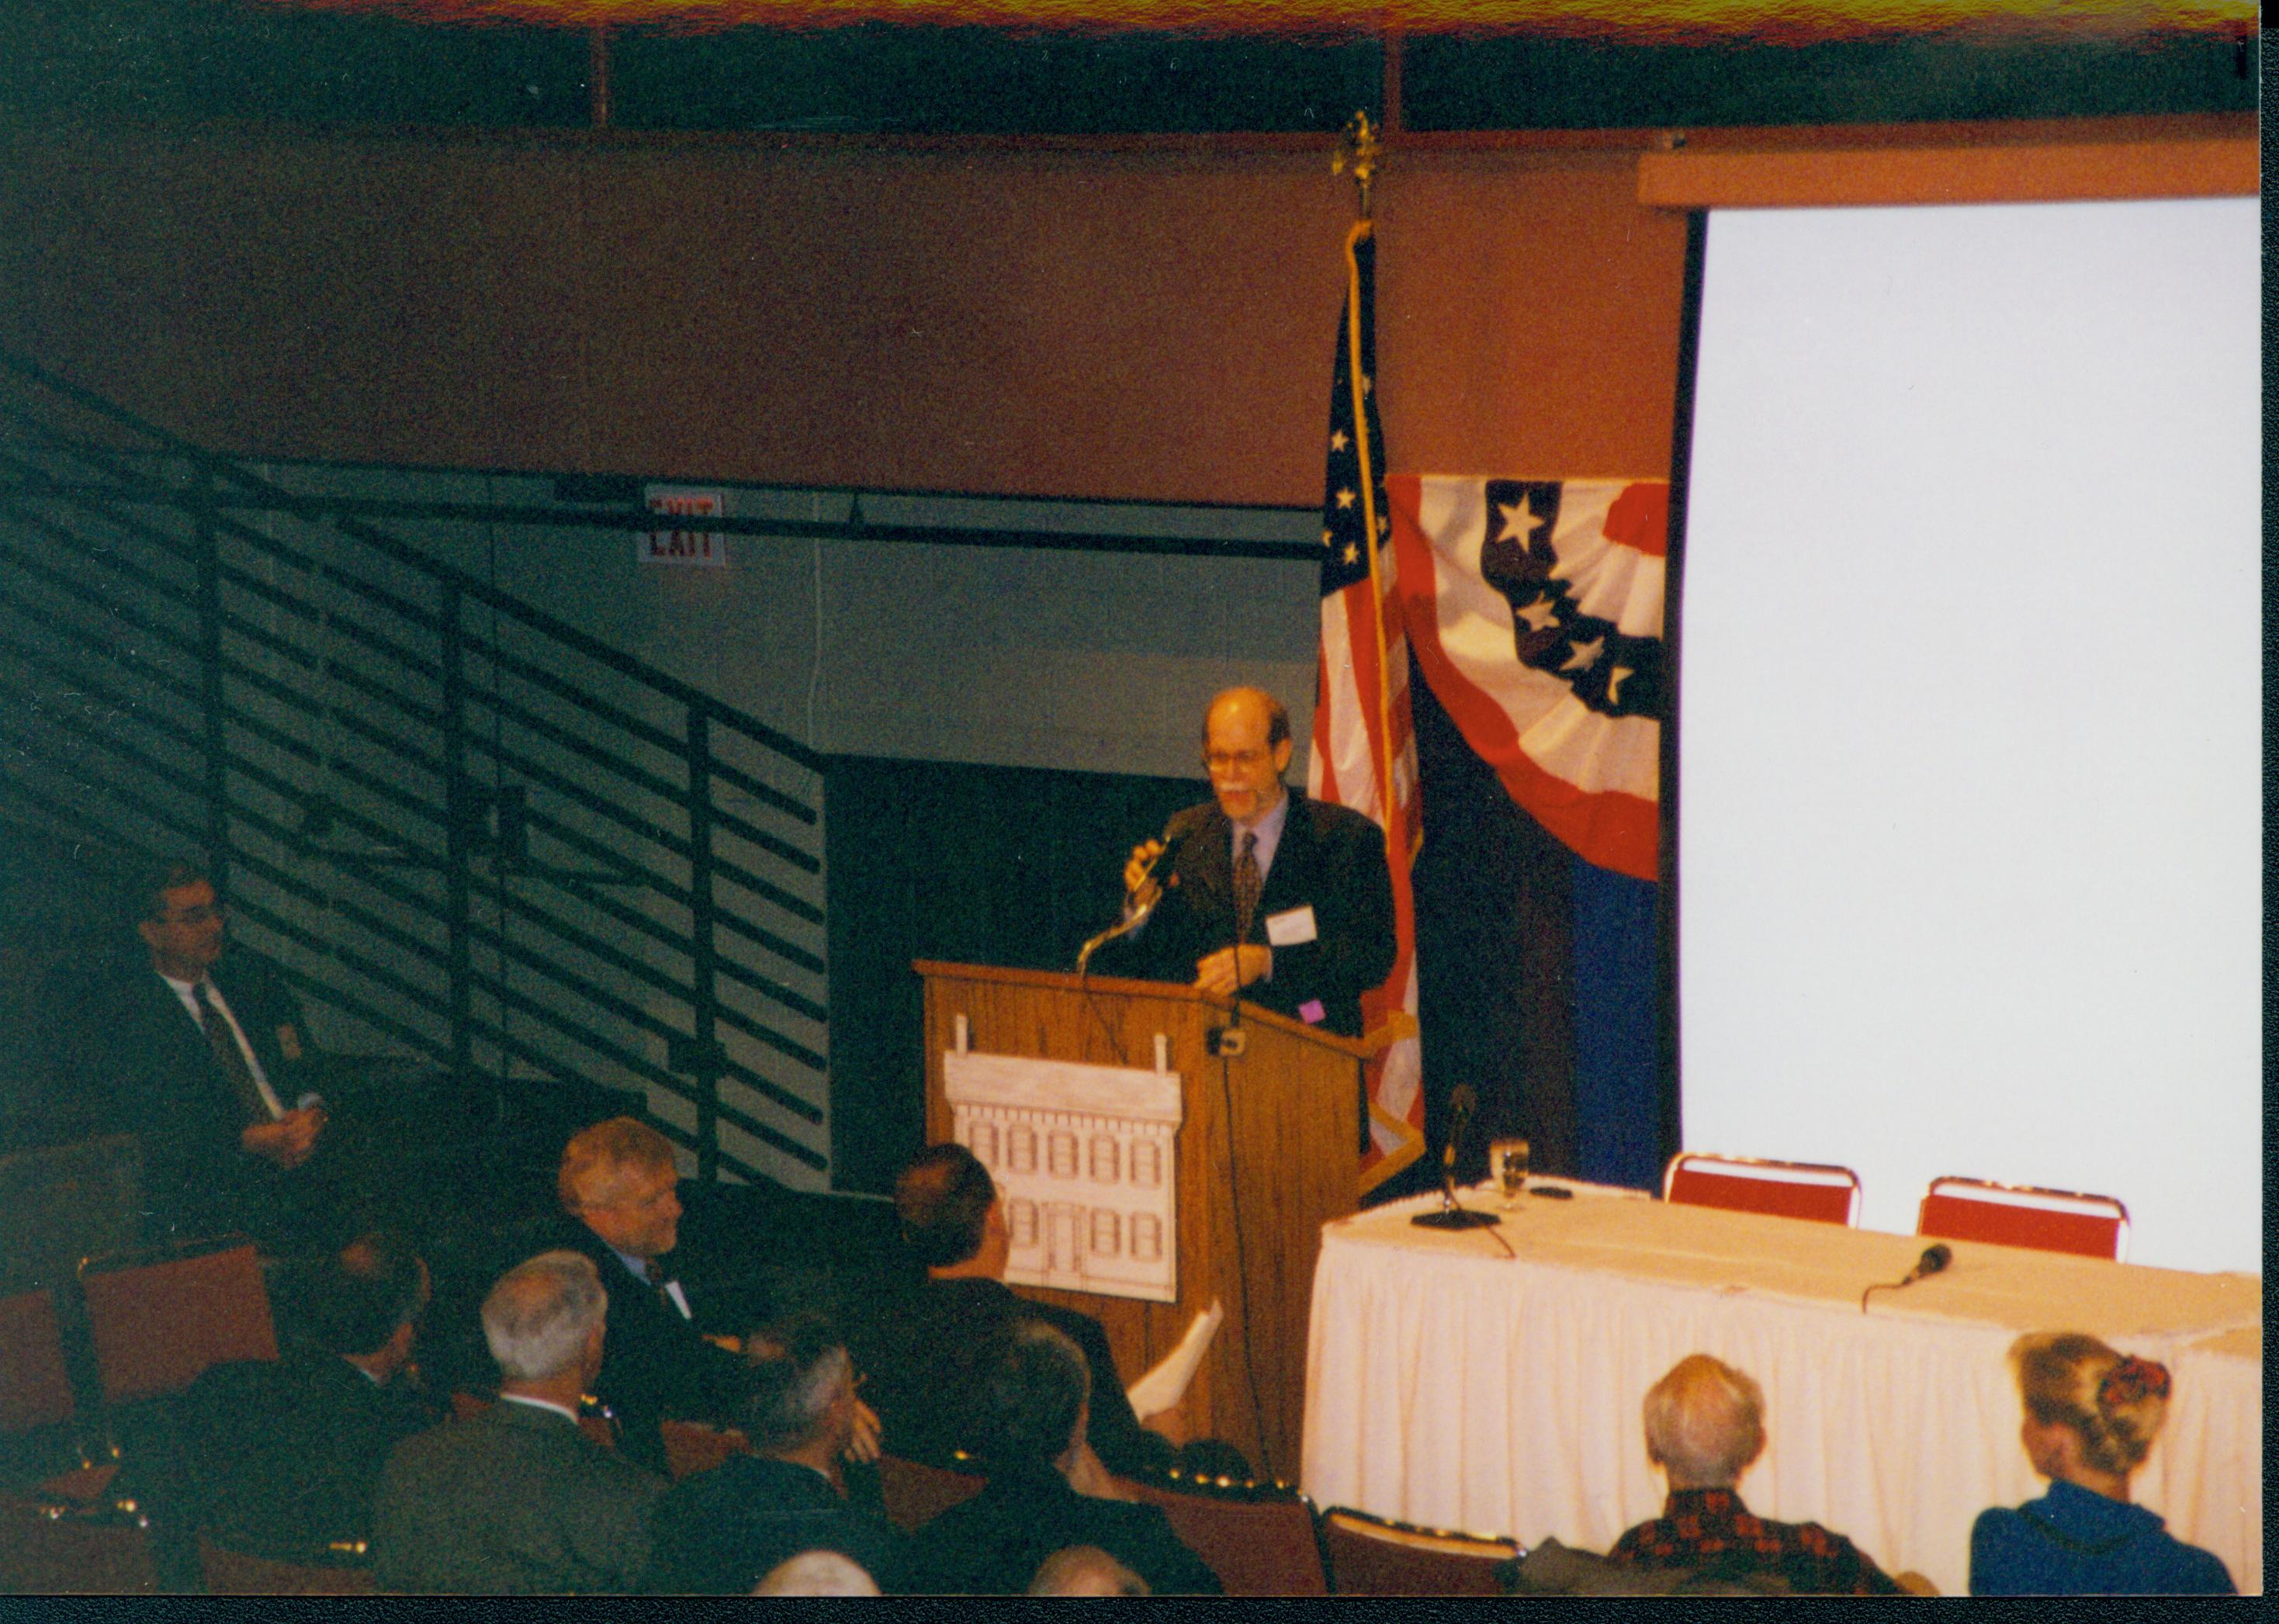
[1307,221,1424,1192]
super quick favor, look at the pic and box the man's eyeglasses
[155,903,223,926]
[1204,749,1271,770]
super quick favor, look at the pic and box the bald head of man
[1200,687,1293,826]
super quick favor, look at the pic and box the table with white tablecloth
[1300,1183,2260,1596]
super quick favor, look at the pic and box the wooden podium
[917,960,1383,1483]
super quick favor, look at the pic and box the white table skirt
[1301,1183,2260,1596]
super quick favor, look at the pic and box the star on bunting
[1497,495,1546,546]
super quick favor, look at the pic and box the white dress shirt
[161,972,283,1120]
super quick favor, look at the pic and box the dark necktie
[192,980,268,1124]
[641,1255,681,1314]
[1233,831,1262,944]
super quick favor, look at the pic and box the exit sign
[640,489,728,566]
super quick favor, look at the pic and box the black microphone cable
[1214,1041,1272,1481]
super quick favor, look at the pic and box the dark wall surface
[823,753,1200,1194]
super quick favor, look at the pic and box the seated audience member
[553,1117,746,1474]
[47,857,344,1248]
[860,1143,1172,1477]
[642,1312,906,1594]
[373,1251,664,1594]
[753,1550,881,1596]
[161,1232,439,1557]
[1608,1354,1905,1596]
[911,1320,1221,1595]
[1970,1332,2234,1595]
[1030,1546,1152,1597]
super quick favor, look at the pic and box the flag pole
[1333,114,1402,860]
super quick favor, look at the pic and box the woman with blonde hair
[1970,1331,2233,1595]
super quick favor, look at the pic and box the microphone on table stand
[1412,1085,1501,1231]
[1860,1242,1953,1311]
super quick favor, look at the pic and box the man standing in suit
[373,1250,664,1594]
[1110,687,1395,1039]
[47,859,332,1246]
[550,1117,752,1476]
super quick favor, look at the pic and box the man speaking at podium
[1103,687,1394,1040]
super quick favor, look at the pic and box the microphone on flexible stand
[1412,1085,1500,1231]
[1076,812,1200,977]
[1860,1242,1953,1311]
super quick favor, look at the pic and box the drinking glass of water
[1491,1137,1530,1206]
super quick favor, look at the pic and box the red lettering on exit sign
[640,490,728,566]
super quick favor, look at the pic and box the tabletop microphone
[1902,1243,1953,1285]
[1862,1241,1953,1311]
[1413,1085,1501,1232]
[1443,1085,1477,1181]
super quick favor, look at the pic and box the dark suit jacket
[549,1220,749,1477]
[641,1454,914,1595]
[158,1350,441,1558]
[912,1465,1222,1595]
[46,949,314,1242]
[1103,790,1396,1038]
[372,1398,666,1595]
[854,1276,1171,1480]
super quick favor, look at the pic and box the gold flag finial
[1332,111,1381,220]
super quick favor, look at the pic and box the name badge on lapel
[1265,905,1318,947]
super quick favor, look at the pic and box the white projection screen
[1676,196,2258,1276]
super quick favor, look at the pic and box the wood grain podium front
[917,960,1376,1483]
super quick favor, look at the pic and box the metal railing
[0,349,828,1185]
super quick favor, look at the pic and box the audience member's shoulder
[1025,1294,1111,1347]
[2166,1537,2237,1595]
[1512,1539,1787,1597]
[1969,1503,2024,1544]
[184,1355,283,1404]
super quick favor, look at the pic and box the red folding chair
[0,1493,158,1594]
[1320,1506,1519,1595]
[1662,1153,1861,1227]
[198,1532,379,1595]
[0,1290,77,1437]
[1116,1473,1328,1596]
[877,1454,986,1531]
[661,1420,751,1479]
[78,1237,276,1408]
[1917,1177,2129,1261]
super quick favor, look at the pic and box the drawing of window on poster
[942,1044,1181,1304]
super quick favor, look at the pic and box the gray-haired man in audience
[642,1311,911,1593]
[372,1250,663,1594]
[1605,1353,1907,1595]
[911,1319,1221,1595]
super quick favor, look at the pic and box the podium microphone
[1076,812,1199,977]
[1412,1085,1501,1231]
